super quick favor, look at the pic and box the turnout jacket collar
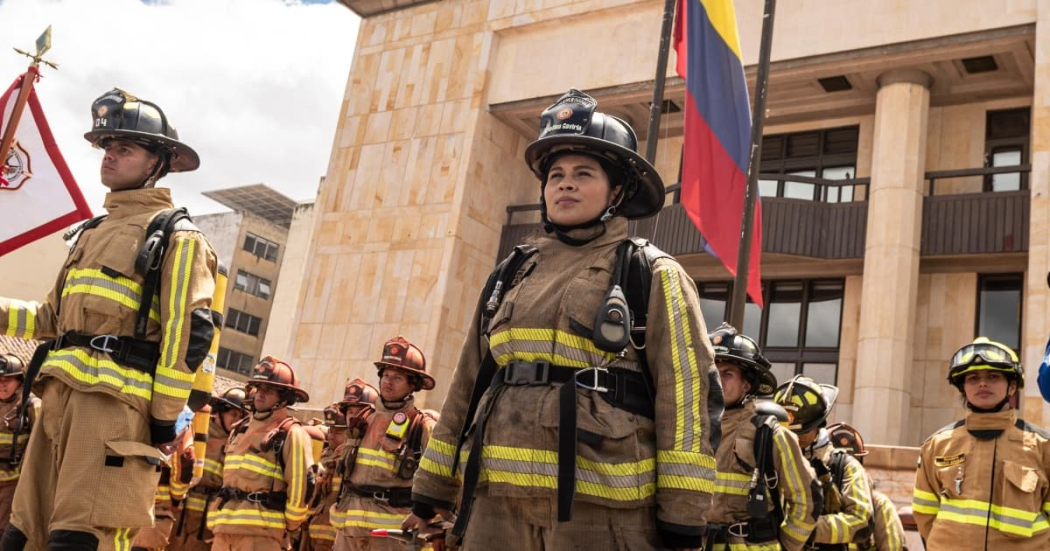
[965,408,1015,437]
[103,187,175,218]
[541,215,628,250]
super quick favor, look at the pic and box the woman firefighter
[913,337,1050,549]
[403,88,722,550]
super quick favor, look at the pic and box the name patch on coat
[934,453,965,467]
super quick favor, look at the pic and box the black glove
[150,421,177,446]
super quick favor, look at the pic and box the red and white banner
[0,70,92,256]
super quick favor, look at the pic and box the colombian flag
[674,0,763,307]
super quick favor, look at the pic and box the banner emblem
[1,140,32,190]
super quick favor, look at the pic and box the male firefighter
[208,357,314,551]
[168,387,250,551]
[827,423,907,551]
[0,88,217,551]
[774,376,874,550]
[302,402,355,551]
[331,337,437,551]
[704,324,819,550]
[0,355,39,531]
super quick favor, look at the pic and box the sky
[0,0,359,215]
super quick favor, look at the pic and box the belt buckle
[89,335,119,354]
[246,491,265,504]
[728,521,748,538]
[575,366,609,393]
[373,491,389,503]
[503,361,549,386]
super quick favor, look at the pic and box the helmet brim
[374,361,435,391]
[524,135,664,219]
[245,380,310,403]
[717,354,777,396]
[85,129,200,172]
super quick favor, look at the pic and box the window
[984,108,1029,192]
[217,347,254,376]
[697,279,844,384]
[759,126,860,202]
[225,308,263,337]
[977,274,1022,351]
[233,270,272,300]
[243,233,280,262]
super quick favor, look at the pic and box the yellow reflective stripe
[63,268,161,322]
[0,470,20,482]
[660,268,702,452]
[479,444,656,502]
[207,508,286,529]
[419,437,456,478]
[113,527,132,551]
[714,471,751,496]
[657,449,716,493]
[1044,501,1050,514]
[159,239,194,387]
[204,458,223,477]
[5,305,36,339]
[285,427,308,521]
[773,429,816,541]
[333,509,404,530]
[0,433,30,446]
[489,328,636,369]
[185,494,207,512]
[912,487,940,515]
[357,447,399,473]
[225,454,283,480]
[937,497,1050,537]
[154,365,195,400]
[309,522,338,540]
[44,348,153,399]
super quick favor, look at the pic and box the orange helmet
[827,422,868,457]
[340,378,379,410]
[374,336,435,391]
[245,356,310,404]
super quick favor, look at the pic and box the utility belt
[216,486,287,512]
[52,332,159,376]
[704,518,779,546]
[454,360,655,537]
[343,485,413,508]
[188,485,221,498]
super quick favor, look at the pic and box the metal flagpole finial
[13,26,58,71]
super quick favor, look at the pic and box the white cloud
[0,0,359,215]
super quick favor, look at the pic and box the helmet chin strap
[968,396,1011,413]
[539,185,626,247]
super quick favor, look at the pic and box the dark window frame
[975,273,1023,351]
[984,108,1030,192]
[225,308,263,337]
[760,126,860,203]
[233,269,272,300]
[243,233,280,262]
[217,347,254,376]
[697,278,845,384]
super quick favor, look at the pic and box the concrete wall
[195,212,244,269]
[263,202,316,359]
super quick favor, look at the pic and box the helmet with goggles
[708,323,776,396]
[947,337,1023,390]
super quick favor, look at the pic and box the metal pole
[728,0,777,330]
[636,0,678,240]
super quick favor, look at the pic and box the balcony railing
[499,166,1031,260]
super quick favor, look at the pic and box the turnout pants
[459,495,664,551]
[211,534,284,551]
[0,481,17,532]
[8,380,159,551]
[166,509,212,551]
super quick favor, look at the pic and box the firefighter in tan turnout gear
[913,337,1050,549]
[208,358,315,551]
[331,337,437,551]
[704,324,819,550]
[827,423,907,551]
[0,88,217,551]
[168,387,250,551]
[404,89,722,550]
[130,407,197,551]
[774,376,874,550]
[0,355,39,532]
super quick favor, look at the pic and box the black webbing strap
[749,414,783,526]
[135,208,189,340]
[52,332,159,375]
[8,341,49,465]
[450,361,655,536]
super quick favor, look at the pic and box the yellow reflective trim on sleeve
[159,238,194,384]
[286,428,307,516]
[659,268,702,453]
[204,458,223,477]
[5,305,36,339]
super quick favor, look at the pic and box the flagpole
[638,0,678,240]
[1,26,56,167]
[728,0,776,330]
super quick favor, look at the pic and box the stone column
[852,69,932,446]
[1023,3,1050,427]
